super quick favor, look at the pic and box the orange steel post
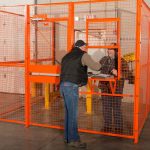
[67,2,74,52]
[117,19,121,80]
[52,22,55,65]
[149,28,150,114]
[86,19,89,51]
[25,5,31,127]
[86,11,93,113]
[52,22,56,92]
[134,0,142,144]
[146,23,150,115]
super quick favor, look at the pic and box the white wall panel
[0,0,34,6]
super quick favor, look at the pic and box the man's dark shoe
[67,141,87,148]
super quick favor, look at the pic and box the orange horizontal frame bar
[29,76,60,84]
[38,17,68,22]
[80,91,134,97]
[31,123,64,130]
[0,0,126,8]
[0,10,24,17]
[31,58,52,63]
[30,0,125,7]
[79,128,134,139]
[87,18,120,22]
[89,78,115,82]
[0,119,25,125]
[0,62,24,67]
[87,45,119,49]
[30,122,133,139]
[29,64,60,74]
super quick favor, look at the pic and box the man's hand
[111,69,117,76]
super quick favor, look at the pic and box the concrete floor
[0,116,149,150]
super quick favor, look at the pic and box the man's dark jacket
[60,47,88,86]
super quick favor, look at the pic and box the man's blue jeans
[60,81,80,143]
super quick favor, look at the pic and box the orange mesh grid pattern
[0,0,149,144]
[29,4,68,128]
[0,6,25,124]
[87,20,118,47]
[74,1,136,139]
[139,1,150,134]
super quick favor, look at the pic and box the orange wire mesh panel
[30,4,69,65]
[139,0,150,135]
[27,2,136,141]
[28,4,69,128]
[86,18,121,79]
[0,6,25,124]
[74,0,136,140]
[30,82,64,129]
[86,18,120,48]
[0,0,149,144]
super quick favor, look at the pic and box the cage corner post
[67,2,74,52]
[117,18,121,80]
[25,4,31,128]
[134,0,142,144]
[146,22,150,117]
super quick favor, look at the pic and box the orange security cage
[0,0,149,144]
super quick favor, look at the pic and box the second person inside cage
[98,43,129,134]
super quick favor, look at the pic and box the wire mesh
[139,1,150,133]
[74,0,136,137]
[87,21,118,46]
[0,67,25,121]
[0,6,25,123]
[0,0,149,143]
[0,7,25,63]
[29,4,68,127]
[29,0,137,138]
[28,1,136,139]
[30,5,68,65]
[30,82,64,127]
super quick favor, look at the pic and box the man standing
[60,40,101,148]
[98,45,129,134]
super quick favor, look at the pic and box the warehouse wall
[0,0,34,5]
